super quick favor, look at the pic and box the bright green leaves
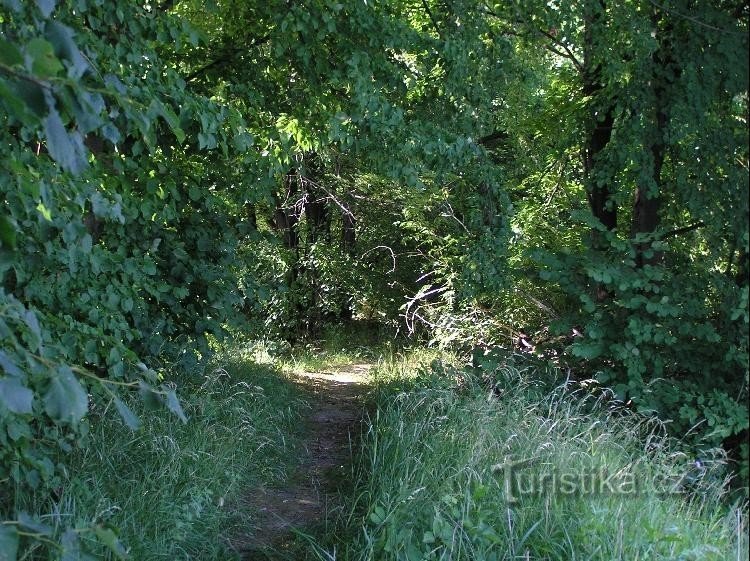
[25,38,63,77]
[43,366,88,424]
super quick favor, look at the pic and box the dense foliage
[0,0,747,557]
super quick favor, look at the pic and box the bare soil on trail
[233,363,371,560]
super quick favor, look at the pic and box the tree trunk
[631,13,675,268]
[245,203,257,232]
[582,0,617,238]
[340,205,356,321]
[304,192,330,244]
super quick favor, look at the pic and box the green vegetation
[325,350,748,560]
[1,0,748,558]
[5,345,309,559]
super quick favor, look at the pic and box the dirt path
[235,363,371,559]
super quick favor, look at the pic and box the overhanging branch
[660,221,705,240]
[185,36,270,83]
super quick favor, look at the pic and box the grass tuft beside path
[9,346,309,560]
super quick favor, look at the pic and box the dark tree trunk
[631,14,675,268]
[272,171,300,251]
[477,181,498,229]
[582,103,617,233]
[342,208,356,255]
[304,193,330,244]
[582,0,617,238]
[273,206,299,250]
[631,121,665,267]
[736,249,749,287]
[82,134,108,242]
[245,203,257,231]
[340,205,356,321]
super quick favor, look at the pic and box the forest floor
[234,362,372,559]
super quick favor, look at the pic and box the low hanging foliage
[0,0,254,555]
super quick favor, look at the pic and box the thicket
[0,0,748,557]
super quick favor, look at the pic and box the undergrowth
[4,345,309,560]
[317,350,749,560]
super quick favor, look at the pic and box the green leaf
[113,396,140,430]
[101,123,121,145]
[81,233,92,254]
[25,37,63,77]
[10,79,47,117]
[23,309,41,350]
[369,505,386,524]
[36,0,56,18]
[165,389,187,423]
[138,381,163,410]
[7,419,31,441]
[0,525,19,561]
[0,214,17,249]
[0,38,23,67]
[61,529,83,561]
[0,378,33,414]
[188,185,201,201]
[151,100,185,144]
[0,80,38,125]
[0,350,22,376]
[18,512,52,536]
[44,108,88,174]
[43,366,88,423]
[571,341,603,360]
[45,21,88,79]
[142,258,157,275]
[93,526,128,559]
[69,90,105,134]
[36,202,52,221]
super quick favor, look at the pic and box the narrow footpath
[236,363,371,559]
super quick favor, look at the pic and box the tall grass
[8,345,309,560]
[321,352,749,560]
